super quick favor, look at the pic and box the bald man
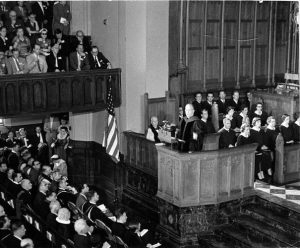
[177,104,203,152]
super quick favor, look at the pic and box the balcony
[0,69,121,117]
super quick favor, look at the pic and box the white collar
[201,118,207,123]
[281,123,289,128]
[80,193,87,199]
[241,133,249,138]
[252,127,260,132]
[223,127,230,132]
[56,217,70,224]
[267,126,275,130]
[13,235,22,241]
[295,121,300,126]
[254,110,262,115]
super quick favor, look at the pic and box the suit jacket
[53,2,72,35]
[8,151,19,171]
[6,56,28,75]
[17,189,33,206]
[88,52,110,70]
[26,53,48,73]
[2,234,21,248]
[52,35,70,56]
[31,2,46,29]
[227,99,243,112]
[33,191,48,219]
[46,51,66,72]
[74,234,92,248]
[0,36,10,52]
[69,51,90,71]
[7,180,22,198]
[57,189,76,207]
[31,132,46,148]
[46,212,58,230]
[76,193,87,211]
[217,99,228,114]
[70,37,91,53]
[0,229,10,240]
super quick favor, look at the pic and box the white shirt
[13,58,20,72]
[94,55,101,67]
[37,133,44,143]
[77,53,81,70]
[50,117,54,129]
[38,2,44,14]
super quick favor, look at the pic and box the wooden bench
[274,134,300,185]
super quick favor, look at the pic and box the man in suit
[23,160,40,186]
[31,1,47,30]
[69,44,90,71]
[52,28,70,57]
[5,10,23,42]
[7,172,22,198]
[57,178,77,207]
[53,1,72,35]
[8,142,21,171]
[2,220,26,248]
[218,118,237,149]
[217,90,227,115]
[88,46,111,70]
[0,162,7,186]
[31,126,48,165]
[227,90,243,112]
[6,48,28,74]
[202,92,214,118]
[43,114,60,157]
[46,43,66,72]
[26,43,48,73]
[46,200,61,230]
[76,183,89,211]
[192,92,204,119]
[70,30,91,53]
[33,179,49,219]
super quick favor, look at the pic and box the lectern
[155,144,257,247]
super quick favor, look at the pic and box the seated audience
[69,44,90,71]
[6,48,27,74]
[192,92,204,119]
[12,27,30,57]
[218,118,237,149]
[0,26,10,53]
[26,43,48,73]
[20,238,34,248]
[51,154,68,177]
[33,179,49,219]
[112,208,152,248]
[224,106,238,131]
[236,105,249,129]
[250,117,272,180]
[198,109,215,142]
[264,116,279,152]
[76,183,89,211]
[2,220,26,248]
[25,12,39,46]
[46,200,61,230]
[202,92,214,117]
[5,10,23,42]
[236,124,251,146]
[88,45,110,70]
[146,116,160,143]
[7,172,22,197]
[71,30,91,53]
[280,114,294,145]
[57,179,77,206]
[47,43,66,72]
[35,28,51,56]
[53,1,71,35]
[0,215,11,240]
[250,102,268,127]
[293,112,300,142]
[177,103,202,152]
[82,190,112,226]
[0,49,7,74]
[56,207,73,239]
[227,90,242,112]
[52,28,69,57]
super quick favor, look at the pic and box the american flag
[102,81,120,162]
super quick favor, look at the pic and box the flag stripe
[102,79,120,162]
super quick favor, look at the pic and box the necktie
[15,58,21,71]
[37,56,41,72]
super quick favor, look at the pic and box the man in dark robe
[218,118,237,149]
[199,109,215,135]
[192,92,204,119]
[202,92,214,117]
[177,104,202,152]
[227,90,242,112]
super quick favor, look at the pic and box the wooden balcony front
[0,68,121,117]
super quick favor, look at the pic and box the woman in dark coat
[279,114,294,145]
[236,124,251,146]
[250,102,268,127]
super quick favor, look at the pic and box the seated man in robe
[199,109,215,135]
[146,116,160,143]
[218,118,237,149]
[177,103,202,152]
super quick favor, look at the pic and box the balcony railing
[0,68,121,117]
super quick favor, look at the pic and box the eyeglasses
[41,33,47,35]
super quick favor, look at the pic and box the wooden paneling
[0,69,121,117]
[171,1,291,94]
[156,144,257,207]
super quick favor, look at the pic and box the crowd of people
[0,1,111,75]
[0,114,162,247]
[147,90,300,183]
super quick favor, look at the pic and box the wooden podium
[155,144,257,247]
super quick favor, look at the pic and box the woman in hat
[51,126,69,161]
[36,28,51,56]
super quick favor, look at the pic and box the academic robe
[292,122,300,142]
[218,128,237,149]
[177,116,202,152]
